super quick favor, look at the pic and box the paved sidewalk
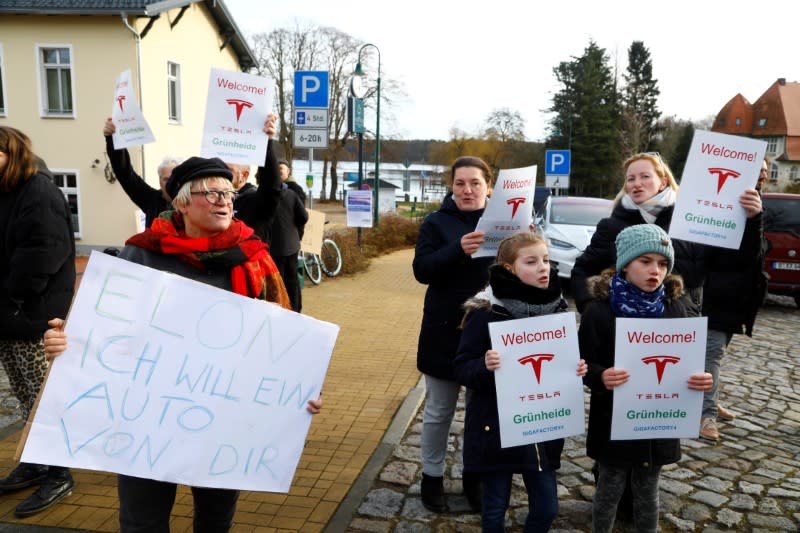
[345,295,800,532]
[0,248,426,532]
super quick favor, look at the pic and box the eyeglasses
[191,190,238,204]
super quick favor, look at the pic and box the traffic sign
[294,71,329,108]
[545,150,571,176]
[293,128,328,149]
[296,109,328,127]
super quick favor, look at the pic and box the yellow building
[0,1,255,251]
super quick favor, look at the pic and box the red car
[762,193,800,308]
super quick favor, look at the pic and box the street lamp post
[353,43,381,227]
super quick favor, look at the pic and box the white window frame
[770,163,779,182]
[766,137,778,154]
[791,166,799,182]
[52,169,82,239]
[36,44,76,118]
[0,43,7,117]
[167,61,181,122]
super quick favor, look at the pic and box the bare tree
[250,21,323,164]
[250,22,405,201]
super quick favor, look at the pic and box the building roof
[712,79,800,161]
[712,93,753,134]
[0,0,256,70]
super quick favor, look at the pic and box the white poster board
[201,68,274,166]
[610,317,706,440]
[489,313,585,447]
[474,165,537,257]
[22,252,339,493]
[111,69,155,149]
[669,130,766,249]
[346,190,373,228]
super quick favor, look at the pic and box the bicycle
[299,238,342,285]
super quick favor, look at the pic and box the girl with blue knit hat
[578,224,712,533]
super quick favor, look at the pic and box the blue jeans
[118,474,239,532]
[702,329,732,418]
[421,374,461,476]
[481,470,557,533]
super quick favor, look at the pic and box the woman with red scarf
[44,156,321,532]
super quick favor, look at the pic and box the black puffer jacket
[702,211,768,336]
[413,193,491,380]
[579,271,692,468]
[0,170,75,340]
[454,276,567,474]
[571,203,706,313]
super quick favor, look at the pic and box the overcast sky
[225,0,798,142]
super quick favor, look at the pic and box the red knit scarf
[126,211,290,308]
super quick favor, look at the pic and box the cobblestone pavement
[346,295,800,533]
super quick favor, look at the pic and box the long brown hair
[0,126,39,192]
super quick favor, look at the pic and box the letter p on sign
[545,150,571,176]
[294,71,329,109]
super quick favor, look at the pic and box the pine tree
[547,40,621,197]
[622,41,661,156]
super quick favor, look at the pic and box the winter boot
[421,473,445,512]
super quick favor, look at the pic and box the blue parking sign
[294,71,329,108]
[545,150,571,175]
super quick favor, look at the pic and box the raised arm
[104,118,161,211]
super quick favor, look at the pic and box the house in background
[0,0,255,251]
[712,78,800,191]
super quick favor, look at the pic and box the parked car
[762,192,800,308]
[537,196,613,281]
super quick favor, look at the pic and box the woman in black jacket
[412,156,493,512]
[0,126,76,516]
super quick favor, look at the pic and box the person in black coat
[698,158,769,440]
[454,232,586,531]
[0,126,76,517]
[103,114,283,232]
[579,224,712,533]
[412,156,494,512]
[268,179,308,313]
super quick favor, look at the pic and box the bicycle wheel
[303,253,322,285]
[320,238,342,276]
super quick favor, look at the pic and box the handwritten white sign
[610,317,706,440]
[669,130,766,249]
[22,251,338,493]
[111,69,155,149]
[490,312,585,447]
[201,68,274,166]
[474,165,537,257]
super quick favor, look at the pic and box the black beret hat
[166,156,233,199]
[278,158,291,168]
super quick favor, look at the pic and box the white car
[537,196,613,281]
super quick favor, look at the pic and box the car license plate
[773,261,800,271]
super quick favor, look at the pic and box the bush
[324,213,423,277]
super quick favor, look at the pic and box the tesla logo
[116,95,126,111]
[506,197,526,218]
[226,98,254,121]
[708,167,741,193]
[641,355,680,384]
[518,354,554,384]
